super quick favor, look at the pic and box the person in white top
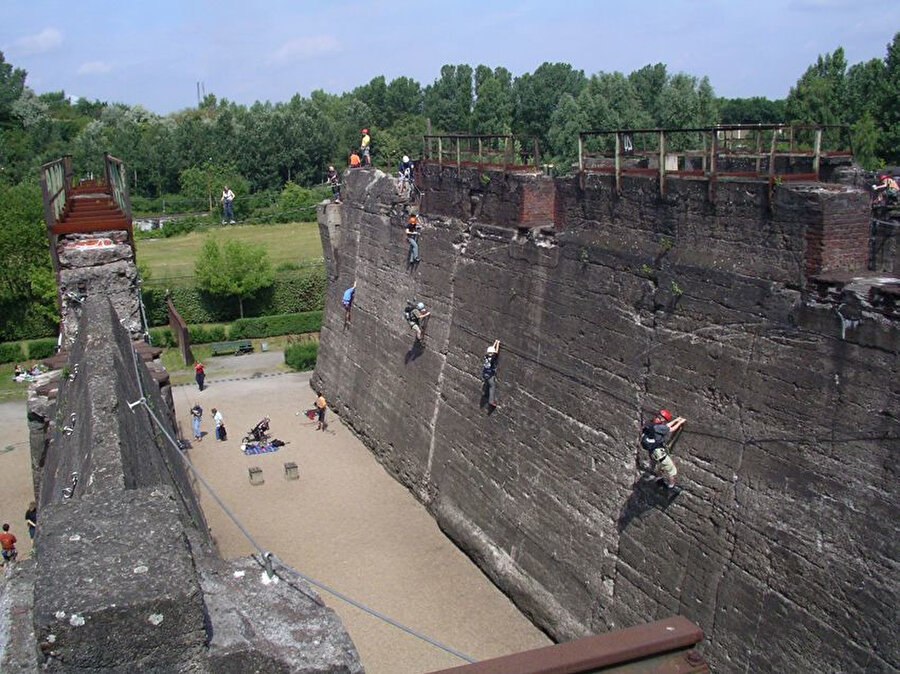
[221,186,235,224]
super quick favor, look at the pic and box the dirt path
[173,371,550,672]
[0,401,35,561]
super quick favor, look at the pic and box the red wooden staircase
[53,180,132,236]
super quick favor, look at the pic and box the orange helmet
[408,215,417,224]
[658,409,673,422]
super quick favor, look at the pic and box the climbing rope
[123,342,476,665]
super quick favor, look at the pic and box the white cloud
[269,35,340,64]
[15,27,63,54]
[77,61,112,75]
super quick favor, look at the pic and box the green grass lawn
[136,221,323,284]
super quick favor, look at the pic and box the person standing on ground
[482,340,501,407]
[191,403,203,442]
[360,128,371,166]
[221,185,236,224]
[640,408,686,495]
[406,215,421,265]
[194,360,205,391]
[0,523,17,564]
[342,283,356,326]
[315,391,328,431]
[25,503,37,540]
[327,166,341,203]
[212,407,226,441]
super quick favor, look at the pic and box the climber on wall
[640,408,686,496]
[406,214,421,266]
[403,300,430,342]
[342,283,355,326]
[482,339,501,408]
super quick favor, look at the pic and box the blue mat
[242,442,279,455]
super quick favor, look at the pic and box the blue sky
[2,0,897,114]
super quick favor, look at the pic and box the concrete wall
[2,297,362,673]
[314,166,899,672]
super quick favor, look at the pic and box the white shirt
[214,410,224,427]
[221,189,235,203]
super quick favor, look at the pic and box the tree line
[0,34,898,340]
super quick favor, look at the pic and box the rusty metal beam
[429,616,706,674]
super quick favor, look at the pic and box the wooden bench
[210,340,254,356]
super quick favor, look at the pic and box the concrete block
[284,462,299,480]
[249,467,264,486]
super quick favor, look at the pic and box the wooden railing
[423,134,540,171]
[104,152,132,222]
[39,154,75,228]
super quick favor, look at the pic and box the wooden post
[533,138,540,168]
[658,131,665,197]
[615,133,622,195]
[769,129,777,181]
[477,138,483,170]
[438,137,443,168]
[755,129,762,175]
[812,127,822,179]
[708,130,718,203]
[456,137,461,171]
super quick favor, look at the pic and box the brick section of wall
[519,177,558,228]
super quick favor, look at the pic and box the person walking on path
[0,523,17,564]
[640,408,686,495]
[482,340,501,408]
[194,361,205,391]
[315,392,328,431]
[221,186,236,224]
[212,408,226,441]
[25,503,36,540]
[406,215,421,265]
[360,128,371,166]
[342,283,356,326]
[190,403,203,442]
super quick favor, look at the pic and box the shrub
[27,338,58,360]
[284,341,318,371]
[230,311,322,339]
[0,342,24,364]
[188,324,228,344]
[148,327,176,347]
[142,266,326,326]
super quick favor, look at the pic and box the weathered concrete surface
[315,166,900,672]
[4,297,363,673]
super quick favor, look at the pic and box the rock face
[314,166,899,672]
[2,297,363,673]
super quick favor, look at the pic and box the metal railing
[423,134,539,171]
[578,124,852,197]
[39,154,75,228]
[105,152,133,222]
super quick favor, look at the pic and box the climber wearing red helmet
[360,128,371,166]
[640,407,687,495]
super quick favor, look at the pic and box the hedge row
[146,311,322,348]
[284,341,318,371]
[142,266,326,326]
[0,338,58,364]
[230,311,322,339]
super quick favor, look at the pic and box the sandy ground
[1,356,550,673]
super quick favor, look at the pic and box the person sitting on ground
[250,416,270,441]
[397,155,414,194]
[0,523,17,565]
[13,364,23,378]
[327,165,341,202]
[342,283,356,325]
[640,408,687,495]
[349,150,361,169]
[360,128,371,166]
[482,340,501,407]
[873,173,899,203]
[404,300,430,341]
[405,214,421,265]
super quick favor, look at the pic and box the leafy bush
[0,342,24,364]
[27,338,58,359]
[142,266,326,326]
[148,327,176,347]
[188,324,227,343]
[230,311,322,339]
[284,341,318,371]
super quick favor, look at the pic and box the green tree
[878,32,900,163]
[785,47,848,125]
[547,93,587,168]
[628,63,668,125]
[512,62,586,151]
[718,96,786,124]
[423,64,474,133]
[0,51,27,127]
[472,66,513,135]
[194,238,274,318]
[178,162,249,215]
[0,181,57,339]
